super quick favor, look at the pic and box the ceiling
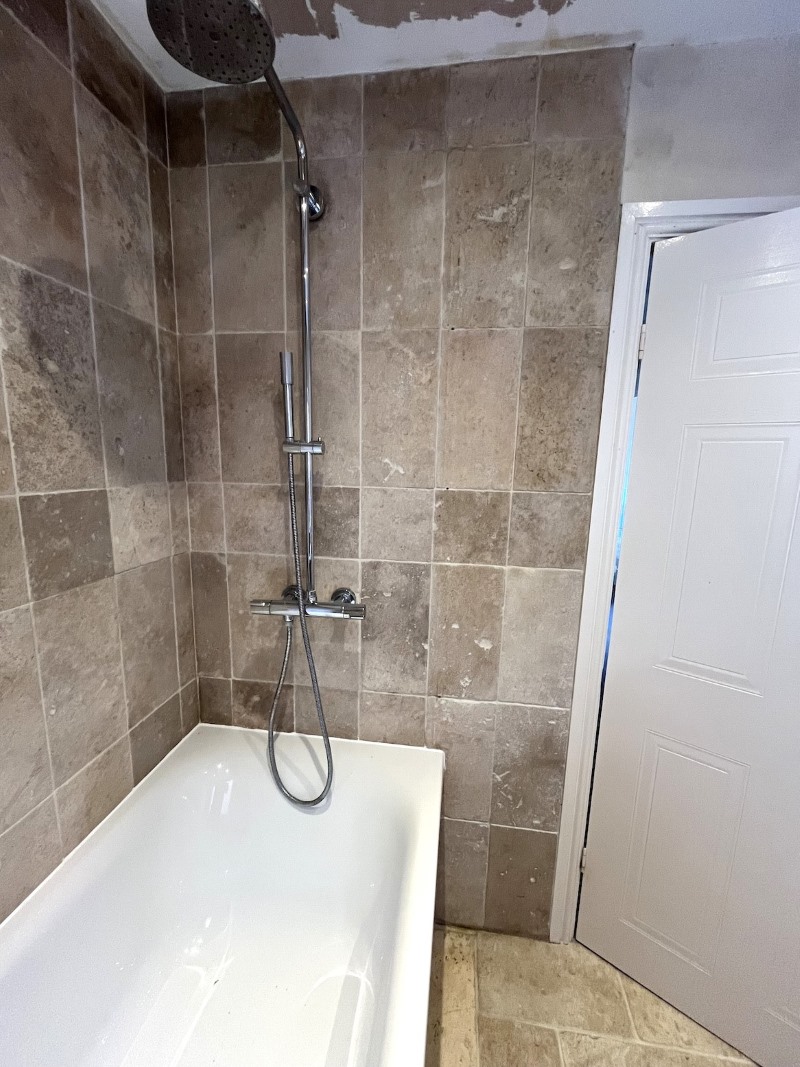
[95,0,800,90]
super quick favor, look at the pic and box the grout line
[356,73,365,740]
[616,967,640,1041]
[554,1027,566,1067]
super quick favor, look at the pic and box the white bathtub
[0,725,444,1067]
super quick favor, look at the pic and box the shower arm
[264,67,321,602]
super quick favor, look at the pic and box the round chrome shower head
[146,0,276,84]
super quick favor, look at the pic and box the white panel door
[577,207,800,1067]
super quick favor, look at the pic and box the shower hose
[266,451,333,806]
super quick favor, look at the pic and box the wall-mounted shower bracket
[282,438,325,455]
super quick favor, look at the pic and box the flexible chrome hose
[266,451,333,806]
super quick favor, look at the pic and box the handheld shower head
[146,0,276,84]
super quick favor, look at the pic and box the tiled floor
[426,927,755,1067]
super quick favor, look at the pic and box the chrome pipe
[250,599,366,621]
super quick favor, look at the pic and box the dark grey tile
[20,490,113,599]
[159,330,184,482]
[446,57,539,148]
[492,704,569,832]
[117,558,178,727]
[224,484,289,556]
[435,818,488,928]
[361,488,433,563]
[232,678,292,732]
[364,67,447,152]
[198,676,231,725]
[359,691,426,746]
[508,491,591,568]
[427,697,495,821]
[433,490,509,566]
[281,76,362,160]
[56,735,132,852]
[0,259,102,491]
[227,551,292,682]
[537,47,632,142]
[361,561,430,695]
[205,82,281,163]
[0,606,51,831]
[217,332,285,483]
[108,484,171,572]
[166,91,206,168]
[0,6,84,288]
[296,686,357,740]
[0,799,62,922]
[180,679,200,733]
[150,159,177,333]
[94,302,165,486]
[3,0,69,64]
[77,85,154,322]
[484,825,557,938]
[297,557,361,693]
[429,564,504,701]
[314,486,359,559]
[179,335,220,482]
[170,483,190,554]
[170,167,212,334]
[172,552,196,687]
[310,332,361,487]
[130,693,182,784]
[191,552,231,678]
[0,379,12,495]
[0,498,28,612]
[188,482,224,553]
[143,73,167,164]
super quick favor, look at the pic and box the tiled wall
[0,0,196,921]
[168,47,631,938]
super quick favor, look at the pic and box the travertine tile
[443,146,533,328]
[426,926,479,1067]
[227,553,290,681]
[179,335,220,482]
[427,698,495,821]
[0,607,51,831]
[150,160,177,333]
[109,484,171,572]
[310,331,361,487]
[359,691,426,745]
[0,260,102,492]
[187,482,224,553]
[478,1017,561,1067]
[77,86,154,323]
[167,91,206,168]
[514,329,606,493]
[205,82,281,164]
[4,0,69,64]
[299,558,360,691]
[143,73,167,165]
[170,167,212,334]
[485,826,557,937]
[446,57,539,148]
[191,552,231,677]
[20,490,113,599]
[0,499,28,612]
[435,820,489,928]
[94,303,165,486]
[159,331,184,481]
[313,486,359,559]
[296,686,357,740]
[526,140,623,328]
[509,491,591,569]
[56,735,133,852]
[282,75,362,161]
[70,0,144,140]
[361,561,430,695]
[477,936,633,1034]
[130,693,182,784]
[117,558,178,726]
[537,48,632,142]
[363,151,445,329]
[499,568,582,707]
[217,332,285,484]
[362,330,439,488]
[0,799,61,923]
[558,1032,728,1067]
[35,578,127,786]
[364,67,447,152]
[232,679,293,732]
[198,676,231,725]
[0,6,85,288]
[429,565,504,700]
[170,482,190,553]
[224,484,288,555]
[361,488,434,562]
[492,704,569,831]
[172,553,196,687]
[209,162,284,332]
[437,330,521,491]
[433,491,509,566]
[180,679,200,733]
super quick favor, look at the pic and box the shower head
[146,0,276,84]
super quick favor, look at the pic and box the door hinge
[637,323,647,362]
[580,846,588,874]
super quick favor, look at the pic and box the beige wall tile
[282,75,362,161]
[364,67,447,152]
[446,57,539,148]
[224,483,289,555]
[232,678,293,732]
[361,561,430,694]
[35,578,127,786]
[310,331,361,487]
[314,486,359,559]
[361,488,434,562]
[70,0,144,141]
[217,332,285,483]
[492,704,569,832]
[209,162,284,332]
[227,553,290,680]
[444,146,533,328]
[130,693,183,784]
[117,558,179,727]
[362,330,439,488]
[0,606,51,831]
[0,7,84,289]
[190,552,231,677]
[0,499,28,612]
[198,675,232,724]
[187,482,225,553]
[537,48,632,142]
[433,491,509,566]
[166,91,206,168]
[296,686,357,740]
[170,167,212,333]
[179,335,220,482]
[514,328,605,493]
[508,491,591,569]
[20,491,113,600]
[437,330,521,491]
[427,698,495,821]
[0,261,102,492]
[363,151,445,329]
[484,826,557,937]
[149,160,177,333]
[205,83,281,164]
[478,1017,561,1067]
[0,798,62,923]
[359,691,426,745]
[109,484,171,572]
[56,735,133,852]
[159,331,184,480]
[499,567,582,707]
[526,139,624,328]
[435,819,489,929]
[172,552,196,687]
[429,565,504,700]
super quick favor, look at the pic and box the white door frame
[550,195,800,945]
